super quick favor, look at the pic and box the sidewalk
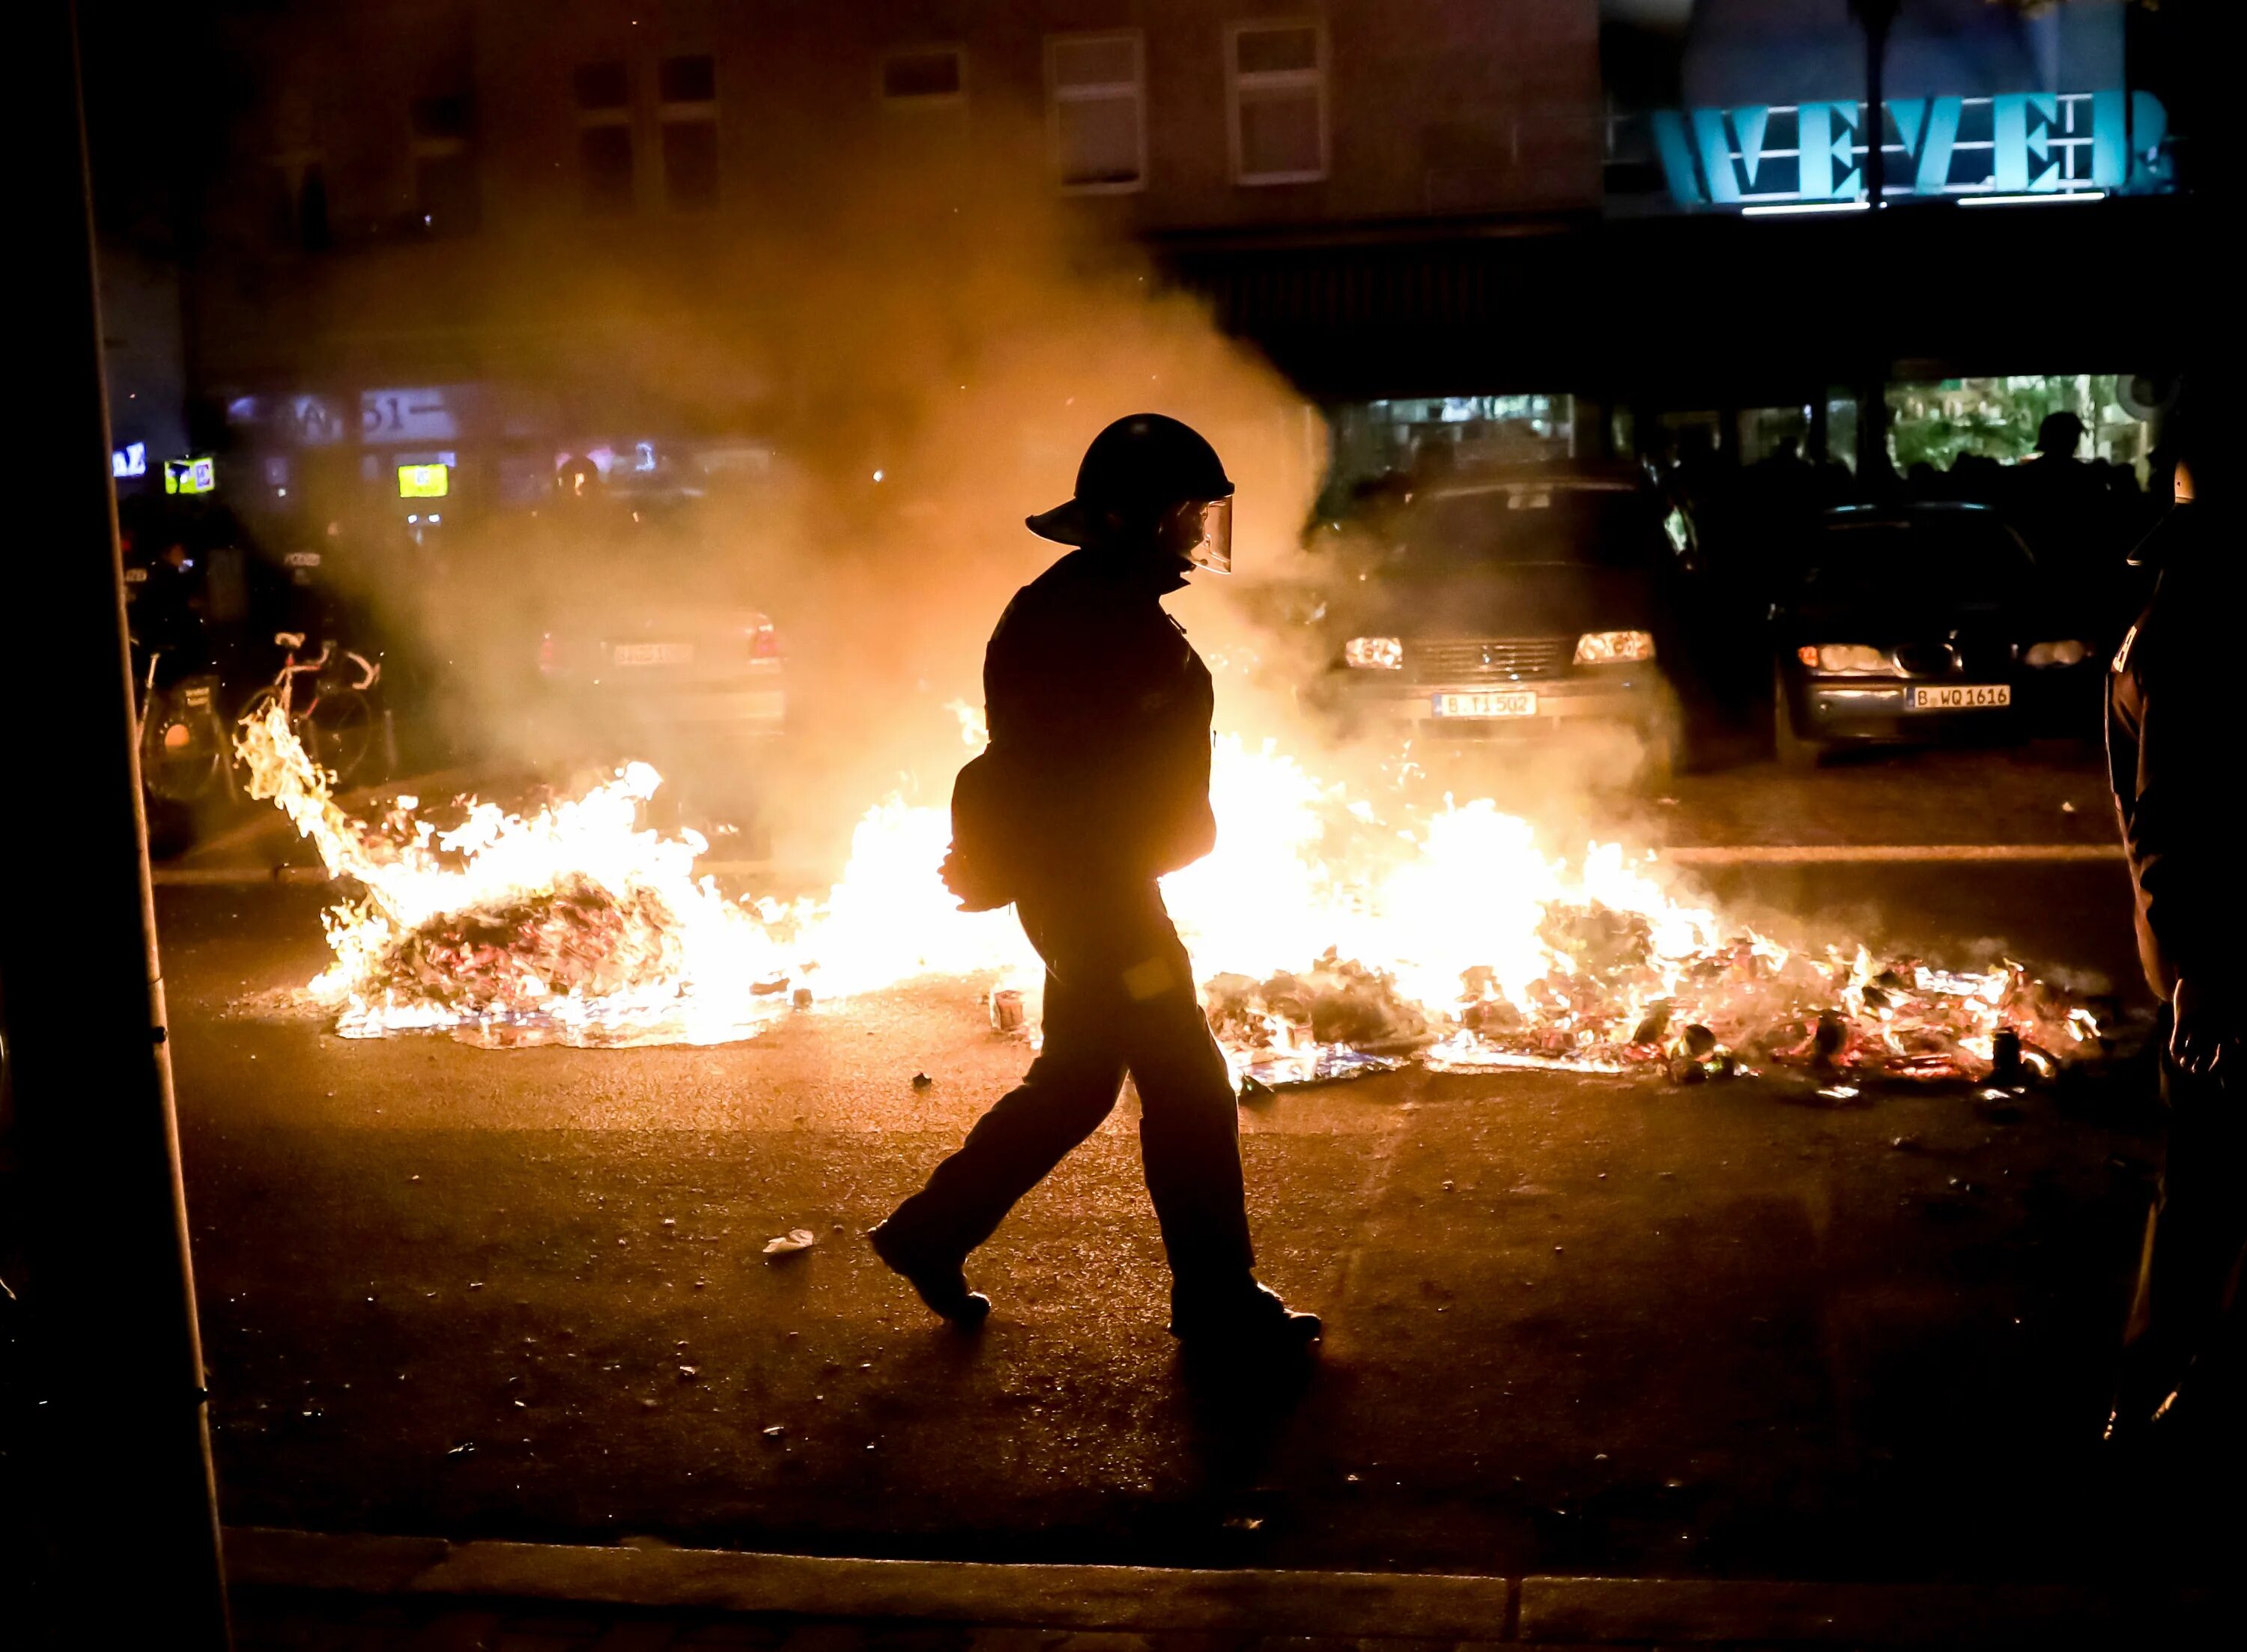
[226,1529,2233,1651]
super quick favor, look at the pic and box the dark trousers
[883,881,1256,1308]
[2114,1039,2247,1433]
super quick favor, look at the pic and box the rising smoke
[342,118,1329,869]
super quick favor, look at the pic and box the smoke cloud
[322,120,1326,869]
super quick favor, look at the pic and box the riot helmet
[1027,413,1236,573]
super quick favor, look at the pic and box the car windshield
[1398,485,1661,570]
[1804,515,2035,600]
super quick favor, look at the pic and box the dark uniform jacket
[2106,513,2246,1002]
[952,547,1216,905]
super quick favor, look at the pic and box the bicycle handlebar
[273,638,336,680]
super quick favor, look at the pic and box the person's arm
[2129,574,2247,1078]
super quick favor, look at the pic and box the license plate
[1912,684,2010,710]
[612,642,694,666]
[1434,690,1538,718]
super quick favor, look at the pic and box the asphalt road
[148,807,2242,1585]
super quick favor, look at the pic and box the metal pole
[1852,0,1896,483]
[1,4,231,1645]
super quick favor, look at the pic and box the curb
[224,1529,2234,1646]
[152,864,333,887]
[225,1530,1511,1639]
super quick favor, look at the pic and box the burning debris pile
[1426,910,2099,1084]
[239,708,2105,1082]
[235,702,1030,1045]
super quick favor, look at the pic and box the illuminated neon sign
[163,456,216,495]
[1653,90,2171,208]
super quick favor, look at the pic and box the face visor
[1184,495,1233,574]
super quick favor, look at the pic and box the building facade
[94,0,2201,525]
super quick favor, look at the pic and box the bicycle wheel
[306,690,379,786]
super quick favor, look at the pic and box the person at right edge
[868,413,1320,1352]
[2105,401,2246,1451]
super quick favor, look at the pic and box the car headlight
[2024,639,2090,668]
[1799,643,1893,674]
[1344,636,1403,669]
[1574,630,1655,664]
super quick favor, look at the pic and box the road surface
[148,799,2238,1583]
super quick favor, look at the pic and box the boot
[867,1220,990,1328]
[1169,1280,1321,1349]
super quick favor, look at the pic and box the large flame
[237,700,2100,1080]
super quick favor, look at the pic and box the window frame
[657,54,721,211]
[1225,18,1329,186]
[408,94,478,234]
[1045,30,1147,195]
[878,45,968,110]
[571,59,635,216]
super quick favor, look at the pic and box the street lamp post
[1,4,231,1645]
[1850,0,1899,482]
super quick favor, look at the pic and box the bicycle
[236,631,386,786]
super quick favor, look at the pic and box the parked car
[1311,465,1692,778]
[1769,502,2102,765]
[521,495,789,822]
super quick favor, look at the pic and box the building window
[1047,32,1144,192]
[1228,21,1326,184]
[574,60,634,215]
[658,53,719,210]
[881,46,965,107]
[410,94,480,234]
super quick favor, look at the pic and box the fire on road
[236,705,2108,1088]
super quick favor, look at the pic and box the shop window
[410,94,479,234]
[659,54,720,210]
[1229,21,1326,184]
[882,47,965,106]
[1048,33,1144,192]
[574,60,634,215]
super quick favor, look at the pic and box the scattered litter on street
[762,1229,818,1257]
[989,988,1025,1033]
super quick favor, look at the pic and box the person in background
[870,414,1320,1353]
[2104,401,2246,1451]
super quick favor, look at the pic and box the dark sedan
[1313,467,1690,778]
[1771,502,2102,765]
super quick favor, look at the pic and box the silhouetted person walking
[2105,422,2246,1448]
[870,415,1320,1351]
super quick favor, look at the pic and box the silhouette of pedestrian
[2105,403,2247,1448]
[870,415,1320,1352]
